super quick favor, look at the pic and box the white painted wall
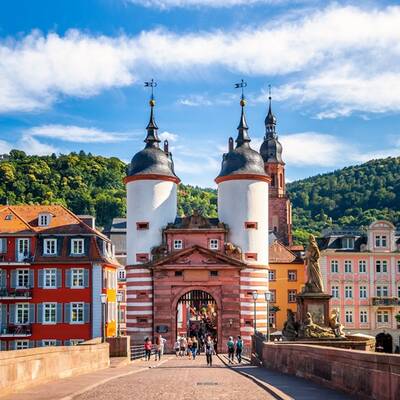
[126,179,177,265]
[218,179,269,266]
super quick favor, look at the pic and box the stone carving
[151,244,168,260]
[301,312,335,339]
[224,242,243,260]
[181,210,211,229]
[329,310,345,338]
[304,235,324,293]
[282,309,298,340]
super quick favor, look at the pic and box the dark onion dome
[215,98,269,183]
[260,95,284,164]
[126,99,180,182]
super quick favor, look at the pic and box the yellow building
[268,241,305,330]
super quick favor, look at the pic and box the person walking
[235,335,243,363]
[205,336,214,367]
[191,337,198,360]
[179,336,187,357]
[154,334,164,361]
[144,337,152,361]
[174,337,180,357]
[187,337,193,359]
[227,336,235,364]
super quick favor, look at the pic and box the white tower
[215,95,270,340]
[125,93,180,342]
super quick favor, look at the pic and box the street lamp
[252,291,259,334]
[117,292,123,337]
[264,291,272,342]
[100,293,107,343]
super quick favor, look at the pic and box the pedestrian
[179,336,187,357]
[187,337,193,359]
[144,337,152,361]
[227,336,235,363]
[235,335,243,363]
[174,337,180,357]
[154,334,164,361]
[191,337,198,360]
[205,336,214,367]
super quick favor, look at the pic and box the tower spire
[265,84,277,138]
[234,79,251,147]
[144,79,160,148]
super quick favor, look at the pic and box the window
[44,268,57,288]
[344,260,352,273]
[15,340,29,350]
[118,269,126,280]
[245,253,257,261]
[43,239,57,255]
[330,260,339,273]
[16,269,29,288]
[71,303,84,323]
[42,340,57,347]
[174,271,183,277]
[345,310,353,323]
[268,312,276,328]
[331,286,339,298]
[16,303,29,324]
[71,268,84,287]
[359,286,367,299]
[288,270,297,281]
[136,222,149,230]
[360,310,368,323]
[375,235,387,248]
[345,286,353,298]
[270,290,276,303]
[342,237,355,249]
[288,290,297,303]
[0,238,7,254]
[209,239,219,250]
[38,214,50,227]
[71,239,84,255]
[358,260,367,273]
[136,253,149,263]
[268,270,276,281]
[377,311,389,324]
[376,260,388,273]
[244,222,258,229]
[69,339,84,346]
[43,303,57,324]
[173,240,183,250]
[376,286,389,297]
[210,270,218,277]
[17,238,30,260]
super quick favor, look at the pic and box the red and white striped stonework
[126,266,153,343]
[239,267,269,343]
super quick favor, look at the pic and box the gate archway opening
[375,332,393,353]
[176,290,218,343]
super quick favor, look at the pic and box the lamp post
[100,293,107,343]
[252,291,259,334]
[117,292,123,337]
[264,291,272,342]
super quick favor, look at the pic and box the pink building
[320,220,400,352]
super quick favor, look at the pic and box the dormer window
[5,214,12,220]
[209,239,219,250]
[38,213,51,227]
[43,238,57,255]
[71,238,85,255]
[341,237,354,250]
[375,235,387,248]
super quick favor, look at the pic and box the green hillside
[0,150,399,244]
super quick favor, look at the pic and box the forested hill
[0,150,399,244]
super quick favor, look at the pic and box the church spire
[235,79,251,148]
[265,84,277,138]
[144,79,160,148]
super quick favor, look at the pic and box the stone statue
[329,310,345,338]
[282,309,298,340]
[301,312,335,339]
[304,235,324,293]
[224,242,243,260]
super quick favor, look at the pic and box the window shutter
[1,304,7,329]
[9,304,15,324]
[29,340,35,348]
[0,270,6,288]
[10,270,17,288]
[29,304,35,323]
[0,341,7,351]
[84,303,90,323]
[67,239,72,255]
[84,238,90,255]
[29,270,34,288]
[64,303,70,323]
[84,269,89,288]
[56,340,62,346]
[37,304,43,324]
[57,237,63,256]
[41,238,45,256]
[0,238,7,253]
[36,340,43,347]
[10,341,16,350]
[64,339,71,346]
[38,270,44,288]
[57,269,62,288]
[57,303,63,323]
[66,270,71,288]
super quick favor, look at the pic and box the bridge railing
[130,345,156,361]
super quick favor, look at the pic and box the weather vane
[144,79,157,100]
[268,84,272,100]
[234,79,247,101]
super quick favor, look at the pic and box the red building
[0,205,119,350]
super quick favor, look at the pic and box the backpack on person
[236,340,243,350]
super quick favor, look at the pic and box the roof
[269,240,303,264]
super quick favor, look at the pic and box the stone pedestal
[297,292,332,327]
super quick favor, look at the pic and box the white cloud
[1,6,400,117]
[159,131,179,142]
[18,135,59,155]
[26,124,128,143]
[0,140,12,154]
[178,93,236,107]
[127,0,290,8]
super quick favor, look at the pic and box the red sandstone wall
[260,343,400,400]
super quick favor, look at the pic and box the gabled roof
[150,244,246,269]
[0,206,33,234]
[269,240,302,264]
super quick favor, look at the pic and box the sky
[0,0,399,187]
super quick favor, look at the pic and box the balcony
[371,297,399,307]
[0,253,33,265]
[0,324,32,337]
[0,288,32,299]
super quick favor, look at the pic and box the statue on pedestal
[304,235,324,293]
[329,309,345,338]
[301,312,335,339]
[282,309,298,340]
